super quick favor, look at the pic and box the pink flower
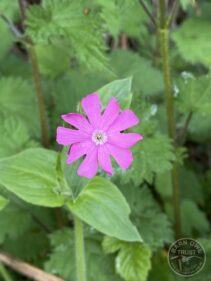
[56,93,143,179]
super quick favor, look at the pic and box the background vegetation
[0,0,210,280]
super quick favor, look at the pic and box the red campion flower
[56,93,143,178]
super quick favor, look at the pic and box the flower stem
[159,0,181,239]
[74,216,87,281]
[0,263,13,281]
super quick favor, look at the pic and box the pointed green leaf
[0,148,67,207]
[67,176,141,242]
[97,77,133,109]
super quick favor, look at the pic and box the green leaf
[0,116,38,158]
[0,195,9,211]
[45,228,121,281]
[117,134,175,186]
[110,50,163,96]
[119,186,173,250]
[177,73,211,114]
[181,199,210,236]
[0,77,40,138]
[103,237,151,281]
[26,0,109,72]
[97,77,133,110]
[172,18,211,66]
[0,148,67,207]
[67,176,141,242]
[0,204,32,244]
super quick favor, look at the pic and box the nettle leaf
[120,186,174,250]
[96,0,149,37]
[0,21,15,62]
[172,18,211,66]
[0,195,9,211]
[97,77,132,110]
[181,199,210,236]
[117,134,175,186]
[110,50,163,96]
[0,204,32,244]
[45,228,121,281]
[0,148,68,207]
[103,237,151,281]
[177,73,211,114]
[188,114,211,144]
[26,0,108,72]
[67,177,141,242]
[0,77,40,137]
[0,116,38,158]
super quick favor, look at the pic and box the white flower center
[92,130,107,145]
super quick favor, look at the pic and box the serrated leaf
[181,199,210,236]
[177,74,211,114]
[103,237,151,281]
[0,77,40,137]
[172,18,211,66]
[0,195,9,211]
[45,228,121,281]
[117,134,175,186]
[67,176,141,242]
[26,0,109,72]
[119,186,174,250]
[0,148,67,207]
[0,116,38,158]
[97,77,133,110]
[0,204,32,244]
[110,50,163,96]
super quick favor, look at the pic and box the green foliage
[110,50,163,96]
[181,199,210,236]
[177,73,211,114]
[0,195,9,211]
[0,204,32,244]
[26,0,109,74]
[117,134,175,186]
[172,18,211,66]
[45,228,121,281]
[0,116,38,158]
[0,148,68,207]
[97,77,132,109]
[119,186,174,250]
[67,177,141,242]
[0,77,40,137]
[103,237,151,281]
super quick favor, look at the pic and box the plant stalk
[159,0,181,239]
[74,216,87,281]
[0,263,13,281]
[18,0,49,148]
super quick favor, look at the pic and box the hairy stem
[18,0,49,148]
[74,216,87,281]
[159,0,181,239]
[28,44,49,147]
[0,263,13,281]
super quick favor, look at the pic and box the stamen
[92,130,107,145]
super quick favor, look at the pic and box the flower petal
[81,93,101,128]
[98,145,113,176]
[108,132,143,148]
[77,146,98,178]
[67,141,94,164]
[100,97,120,130]
[61,113,93,133]
[109,109,139,132]
[56,127,89,145]
[106,143,133,170]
